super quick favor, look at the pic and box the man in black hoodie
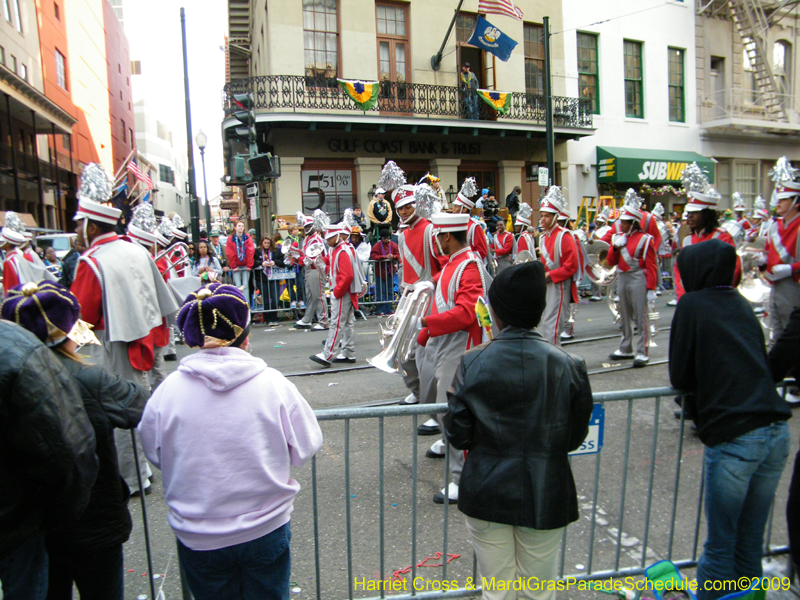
[669,239,791,600]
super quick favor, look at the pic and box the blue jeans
[375,273,394,314]
[0,533,48,600]
[231,269,251,308]
[697,421,790,600]
[177,522,291,600]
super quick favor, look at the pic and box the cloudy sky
[123,0,228,199]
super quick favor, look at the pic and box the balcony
[699,87,800,137]
[222,75,593,135]
[0,143,75,186]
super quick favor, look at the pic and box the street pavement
[120,290,800,600]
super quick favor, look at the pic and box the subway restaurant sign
[597,146,715,184]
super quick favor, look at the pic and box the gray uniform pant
[540,279,571,347]
[299,267,328,326]
[149,346,166,391]
[769,278,800,342]
[401,348,422,401]
[618,268,648,357]
[495,256,513,275]
[418,331,468,485]
[85,335,153,493]
[166,312,177,355]
[323,294,355,360]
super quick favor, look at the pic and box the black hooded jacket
[669,239,790,447]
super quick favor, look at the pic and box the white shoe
[785,390,800,407]
[590,296,602,302]
[290,301,297,309]
[434,482,459,504]
[430,439,446,454]
[667,299,677,306]
[298,301,306,309]
[655,290,662,296]
[399,393,418,405]
[561,331,574,340]
[295,320,311,328]
[312,323,326,331]
[422,418,438,428]
[633,354,649,367]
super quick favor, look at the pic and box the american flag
[478,0,524,20]
[127,158,153,189]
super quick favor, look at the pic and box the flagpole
[431,0,466,70]
[113,149,135,182]
[181,7,201,243]
[543,16,555,188]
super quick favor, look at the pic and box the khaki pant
[466,517,564,600]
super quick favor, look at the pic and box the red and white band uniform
[2,246,57,294]
[297,231,329,327]
[600,211,662,250]
[492,230,514,273]
[513,230,537,261]
[607,231,658,358]
[562,229,589,339]
[150,255,172,390]
[417,247,488,487]
[763,211,800,340]
[71,230,178,493]
[321,239,360,362]
[673,228,739,298]
[466,219,488,261]
[168,243,188,278]
[539,224,579,347]
[738,217,753,231]
[397,214,442,402]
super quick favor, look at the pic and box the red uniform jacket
[600,220,624,245]
[764,212,800,284]
[2,249,27,293]
[674,228,740,297]
[329,242,358,309]
[417,248,484,349]
[399,217,441,287]
[467,220,488,260]
[370,239,399,279]
[607,231,658,290]
[225,234,255,269]
[492,231,513,258]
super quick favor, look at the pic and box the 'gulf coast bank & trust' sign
[596,147,715,185]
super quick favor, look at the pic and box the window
[19,62,26,81]
[131,60,141,75]
[10,54,16,73]
[129,128,134,149]
[524,23,545,95]
[121,120,126,143]
[303,0,338,82]
[668,47,684,122]
[624,40,643,118]
[62,134,70,151]
[301,164,354,221]
[0,46,5,65]
[716,160,731,199]
[55,49,66,89]
[12,0,21,32]
[774,40,791,97]
[734,161,760,204]
[53,1,59,19]
[376,3,409,84]
[2,0,9,22]
[743,40,758,103]
[577,32,599,113]
[456,13,477,43]
[119,90,123,100]
[159,164,175,185]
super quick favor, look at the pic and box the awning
[597,147,715,185]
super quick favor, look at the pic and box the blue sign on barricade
[569,403,604,456]
[267,267,296,281]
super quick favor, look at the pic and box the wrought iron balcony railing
[222,75,593,129]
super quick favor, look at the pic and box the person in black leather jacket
[2,281,147,600]
[445,261,592,596]
[0,317,98,600]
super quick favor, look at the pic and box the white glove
[613,234,628,248]
[414,316,424,331]
[755,253,767,267]
[771,263,793,281]
[647,290,656,303]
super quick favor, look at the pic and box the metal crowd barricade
[174,385,794,600]
[356,258,400,314]
[249,265,300,317]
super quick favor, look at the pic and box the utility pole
[543,16,555,188]
[181,7,200,242]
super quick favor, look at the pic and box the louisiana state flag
[477,89,512,115]
[338,79,380,111]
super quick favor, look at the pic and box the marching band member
[513,202,536,260]
[764,157,800,342]
[557,207,588,341]
[451,178,488,261]
[538,187,579,347]
[167,214,189,279]
[395,183,442,417]
[296,212,329,330]
[606,201,658,367]
[652,202,674,277]
[417,212,490,504]
[598,190,661,251]
[2,212,56,294]
[733,192,751,232]
[491,219,514,274]
[71,163,179,495]
[310,221,360,367]
[156,217,180,361]
[673,163,738,301]
[748,196,772,242]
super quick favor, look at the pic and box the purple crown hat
[177,282,251,348]
[1,281,86,346]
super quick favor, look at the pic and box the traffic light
[232,92,256,148]
[249,154,281,180]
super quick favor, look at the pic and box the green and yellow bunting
[338,79,380,111]
[477,89,512,115]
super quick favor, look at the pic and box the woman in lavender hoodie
[138,283,323,600]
